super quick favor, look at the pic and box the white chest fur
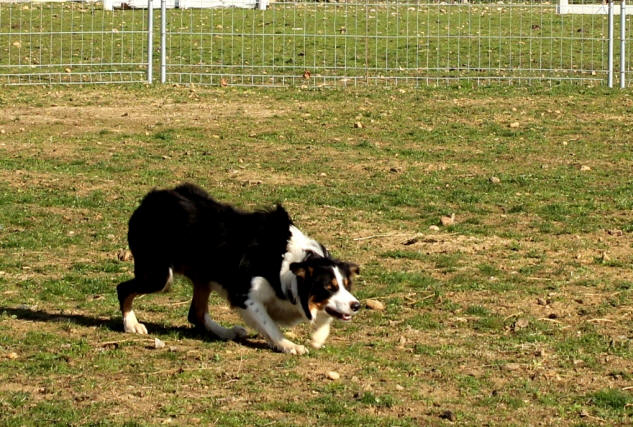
[246,225,325,326]
[248,276,305,327]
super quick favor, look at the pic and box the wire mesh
[163,0,626,87]
[0,0,149,85]
[0,0,630,87]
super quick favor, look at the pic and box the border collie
[117,183,360,354]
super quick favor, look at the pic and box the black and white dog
[117,183,360,354]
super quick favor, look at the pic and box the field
[1,84,633,425]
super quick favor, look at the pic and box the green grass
[1,84,633,425]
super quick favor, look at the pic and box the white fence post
[161,0,167,83]
[608,0,614,88]
[621,0,627,88]
[147,0,154,83]
[557,0,569,14]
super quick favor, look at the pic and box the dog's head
[290,255,360,321]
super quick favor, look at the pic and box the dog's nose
[350,301,361,312]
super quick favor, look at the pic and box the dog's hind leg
[117,266,173,334]
[188,282,247,340]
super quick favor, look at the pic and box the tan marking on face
[308,297,329,313]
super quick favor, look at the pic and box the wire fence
[1,0,631,87]
[0,0,149,85]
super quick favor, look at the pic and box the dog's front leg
[310,311,333,349]
[238,299,308,355]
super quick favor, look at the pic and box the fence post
[608,0,614,87]
[161,0,166,83]
[147,0,154,83]
[608,0,615,87]
[621,0,627,88]
[257,0,268,11]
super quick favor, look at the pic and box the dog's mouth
[325,307,352,321]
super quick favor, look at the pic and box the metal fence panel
[0,0,631,87]
[0,0,150,85]
[161,0,630,87]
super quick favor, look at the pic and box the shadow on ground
[0,306,270,350]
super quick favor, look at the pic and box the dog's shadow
[0,306,270,350]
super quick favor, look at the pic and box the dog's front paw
[276,339,308,355]
[310,339,325,349]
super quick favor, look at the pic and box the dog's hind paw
[123,311,148,334]
[124,321,148,335]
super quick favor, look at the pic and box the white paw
[123,311,148,334]
[124,320,148,334]
[276,339,308,355]
[310,339,325,349]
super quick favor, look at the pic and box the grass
[0,83,633,425]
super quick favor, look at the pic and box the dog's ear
[291,262,315,279]
[347,263,360,276]
[341,262,359,276]
[304,250,319,261]
[290,262,314,321]
[290,262,307,279]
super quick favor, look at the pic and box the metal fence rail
[1,0,631,87]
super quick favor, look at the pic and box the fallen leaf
[365,299,385,311]
[440,213,455,226]
[513,318,529,330]
[326,371,340,380]
[116,249,133,262]
[403,237,418,246]
[439,410,456,421]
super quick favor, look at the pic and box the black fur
[118,183,292,312]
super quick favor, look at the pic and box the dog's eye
[326,280,339,292]
[343,278,351,289]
